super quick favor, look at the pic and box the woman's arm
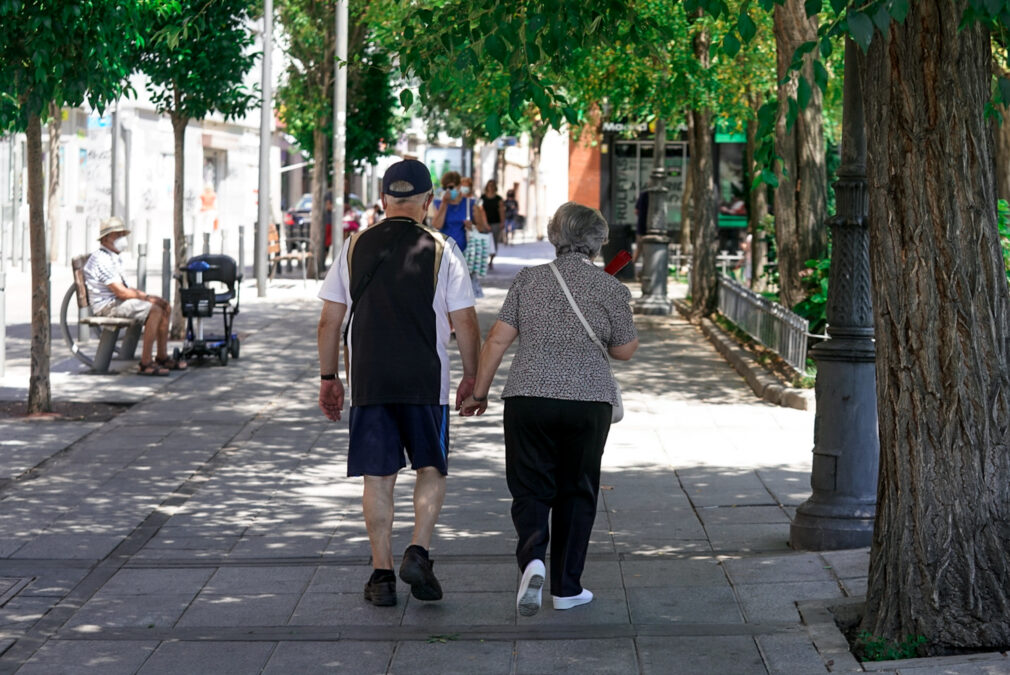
[609,338,639,361]
[432,199,449,230]
[497,199,505,224]
[460,319,519,415]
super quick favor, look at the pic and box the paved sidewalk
[0,242,877,674]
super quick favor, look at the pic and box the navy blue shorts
[347,404,450,477]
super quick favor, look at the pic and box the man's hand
[455,376,475,410]
[319,379,345,421]
[459,395,488,417]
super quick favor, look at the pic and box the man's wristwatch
[320,374,336,381]
[472,394,487,402]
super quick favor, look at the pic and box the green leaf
[847,11,874,51]
[760,168,779,187]
[999,77,1010,106]
[399,88,413,110]
[797,76,812,109]
[886,0,909,23]
[403,24,414,41]
[819,36,833,59]
[486,112,501,138]
[723,33,741,57]
[804,0,822,17]
[485,34,507,63]
[813,60,828,93]
[871,5,891,33]
[738,12,756,42]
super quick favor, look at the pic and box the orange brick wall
[568,135,601,209]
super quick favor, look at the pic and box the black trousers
[504,396,612,598]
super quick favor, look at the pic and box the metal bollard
[137,243,147,292]
[202,232,210,255]
[238,225,245,276]
[162,238,171,301]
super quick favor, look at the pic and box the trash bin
[602,223,635,280]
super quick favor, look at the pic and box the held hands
[319,379,345,421]
[459,395,488,417]
[455,376,475,410]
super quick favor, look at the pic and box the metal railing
[717,274,809,372]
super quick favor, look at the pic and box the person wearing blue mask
[432,170,476,251]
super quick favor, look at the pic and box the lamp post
[789,38,878,550]
[634,119,673,315]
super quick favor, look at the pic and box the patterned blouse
[497,252,637,406]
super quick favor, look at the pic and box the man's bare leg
[363,474,397,570]
[410,466,446,550]
[141,305,162,364]
[155,305,170,361]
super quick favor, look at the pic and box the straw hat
[98,216,130,240]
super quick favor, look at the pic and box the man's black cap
[382,159,433,197]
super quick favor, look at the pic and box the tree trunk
[309,125,327,278]
[680,110,693,257]
[47,103,62,263]
[773,0,828,309]
[531,128,545,242]
[26,114,51,414]
[994,113,1010,202]
[688,29,717,319]
[746,94,769,290]
[860,1,1010,652]
[170,111,187,339]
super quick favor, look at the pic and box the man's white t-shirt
[318,217,474,406]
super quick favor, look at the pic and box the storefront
[598,120,748,255]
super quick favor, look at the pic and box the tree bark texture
[26,114,51,414]
[746,95,769,290]
[688,28,717,319]
[309,126,327,279]
[531,127,545,241]
[860,1,1010,652]
[994,113,1010,202]
[47,103,62,263]
[773,0,828,308]
[171,111,187,339]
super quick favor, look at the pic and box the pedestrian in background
[318,159,481,607]
[504,189,520,245]
[432,170,477,252]
[460,201,639,616]
[480,180,506,266]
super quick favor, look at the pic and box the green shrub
[792,256,831,336]
[855,631,927,662]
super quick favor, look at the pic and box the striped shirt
[82,246,127,314]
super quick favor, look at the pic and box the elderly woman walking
[461,202,638,616]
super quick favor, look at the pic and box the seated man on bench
[83,216,187,376]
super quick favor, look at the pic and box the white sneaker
[517,559,546,617]
[552,588,593,610]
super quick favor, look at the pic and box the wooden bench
[268,223,316,283]
[59,254,144,373]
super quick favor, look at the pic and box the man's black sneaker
[399,545,443,601]
[363,570,397,606]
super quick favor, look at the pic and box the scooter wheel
[229,338,240,359]
[173,347,182,362]
[218,345,229,366]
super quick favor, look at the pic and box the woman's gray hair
[547,202,609,257]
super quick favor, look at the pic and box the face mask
[460,186,471,195]
[112,236,128,251]
[448,188,459,200]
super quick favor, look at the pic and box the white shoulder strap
[548,261,608,358]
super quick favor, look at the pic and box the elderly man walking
[83,216,185,376]
[317,159,480,606]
